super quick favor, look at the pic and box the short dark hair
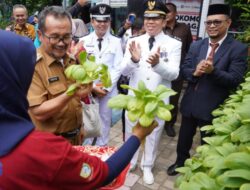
[166,2,177,12]
[38,6,72,32]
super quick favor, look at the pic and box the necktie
[207,43,219,61]
[195,42,219,91]
[148,36,155,50]
[97,38,103,51]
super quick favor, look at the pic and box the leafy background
[0,0,63,29]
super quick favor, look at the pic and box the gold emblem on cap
[148,0,156,10]
[99,6,106,14]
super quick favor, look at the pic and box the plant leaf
[231,124,250,143]
[144,101,158,115]
[78,51,87,64]
[240,183,250,190]
[138,80,147,91]
[157,91,176,100]
[139,114,154,127]
[83,59,98,72]
[127,110,142,122]
[107,94,131,109]
[66,84,77,96]
[156,106,172,121]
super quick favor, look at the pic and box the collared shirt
[80,31,123,92]
[206,34,227,59]
[164,22,193,64]
[8,23,36,41]
[27,47,82,134]
[122,31,182,102]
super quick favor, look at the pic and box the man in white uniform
[80,4,123,146]
[121,0,181,185]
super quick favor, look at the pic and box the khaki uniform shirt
[27,47,82,134]
[7,23,36,41]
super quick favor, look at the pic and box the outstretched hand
[132,120,158,142]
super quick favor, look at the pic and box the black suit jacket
[180,35,248,121]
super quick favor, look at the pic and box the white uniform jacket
[80,31,123,93]
[121,31,182,97]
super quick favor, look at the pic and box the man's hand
[193,60,207,77]
[147,47,160,67]
[74,83,93,99]
[77,0,89,6]
[124,19,132,30]
[203,59,214,74]
[132,121,158,142]
[92,86,108,98]
[68,41,85,61]
[129,41,141,63]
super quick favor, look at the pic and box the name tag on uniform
[85,44,95,54]
[48,76,59,83]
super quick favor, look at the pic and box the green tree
[0,0,62,29]
[226,0,250,44]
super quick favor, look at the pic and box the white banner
[91,0,127,7]
[110,0,127,7]
[167,0,202,40]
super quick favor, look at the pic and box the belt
[56,128,80,138]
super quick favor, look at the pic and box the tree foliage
[226,0,250,44]
[0,0,62,28]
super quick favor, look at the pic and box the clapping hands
[193,59,214,77]
[129,41,141,63]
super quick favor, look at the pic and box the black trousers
[176,115,212,165]
[165,79,183,128]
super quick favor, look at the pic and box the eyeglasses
[42,32,73,44]
[204,20,227,27]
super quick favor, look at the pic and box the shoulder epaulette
[165,33,181,42]
[129,33,144,39]
[173,35,181,41]
[110,33,120,39]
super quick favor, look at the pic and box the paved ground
[108,115,201,190]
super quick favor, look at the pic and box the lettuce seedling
[108,80,176,127]
[65,51,111,95]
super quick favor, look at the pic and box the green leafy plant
[108,81,176,127]
[175,72,250,190]
[65,51,111,96]
[226,0,250,43]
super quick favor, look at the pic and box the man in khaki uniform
[6,4,35,41]
[27,6,91,145]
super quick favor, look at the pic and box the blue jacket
[180,35,248,121]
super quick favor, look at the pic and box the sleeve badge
[80,163,92,179]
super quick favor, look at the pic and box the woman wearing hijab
[0,30,157,190]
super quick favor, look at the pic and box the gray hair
[13,4,27,13]
[38,6,72,32]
